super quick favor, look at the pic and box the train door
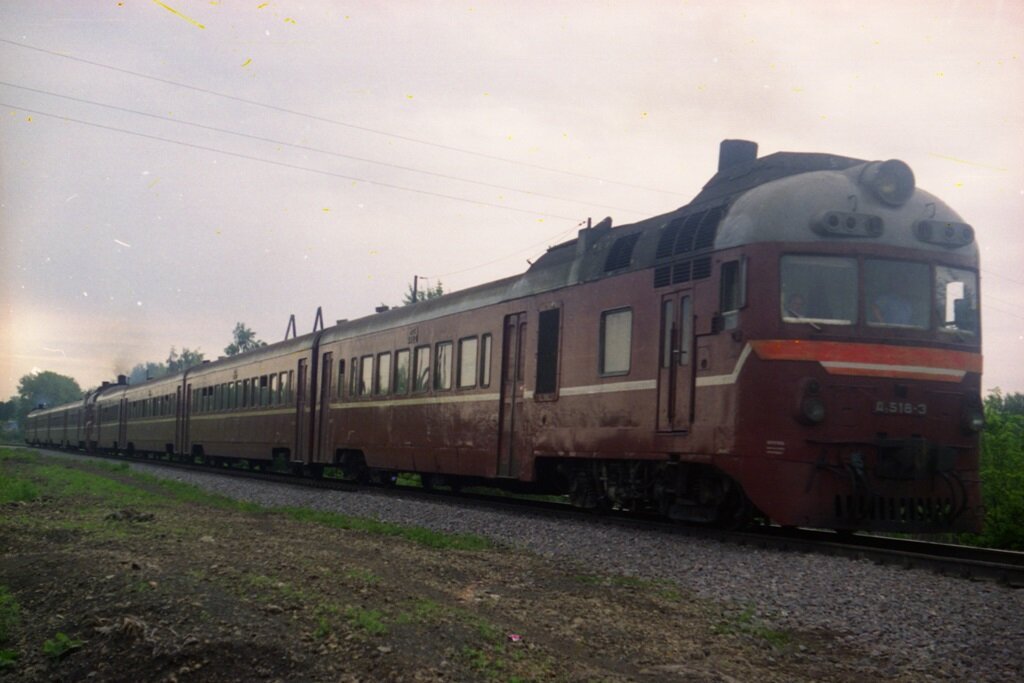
[295,358,309,462]
[316,352,333,463]
[183,384,192,456]
[175,386,183,456]
[118,397,128,450]
[497,312,527,477]
[657,291,694,432]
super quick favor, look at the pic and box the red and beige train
[26,140,984,532]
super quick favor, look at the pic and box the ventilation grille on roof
[604,233,641,272]
[655,207,723,259]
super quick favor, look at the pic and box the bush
[965,391,1024,550]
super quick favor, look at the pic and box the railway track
[27,445,1024,587]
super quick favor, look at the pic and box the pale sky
[1,1,1022,399]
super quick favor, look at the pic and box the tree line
[0,322,267,431]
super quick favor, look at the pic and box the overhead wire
[1,100,587,221]
[0,81,652,217]
[429,222,587,279]
[0,37,688,198]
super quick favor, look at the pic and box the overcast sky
[1,1,1022,399]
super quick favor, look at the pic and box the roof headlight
[859,159,915,207]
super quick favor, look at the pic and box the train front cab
[711,159,983,533]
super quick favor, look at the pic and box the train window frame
[259,375,269,406]
[349,357,359,399]
[779,254,858,326]
[242,379,250,407]
[394,348,411,396]
[718,257,747,331]
[359,354,374,397]
[457,336,479,389]
[936,266,979,335]
[864,258,931,330]
[480,333,492,388]
[599,307,633,376]
[413,345,431,393]
[434,341,453,391]
[270,373,279,405]
[535,306,562,399]
[342,358,350,401]
[376,351,392,395]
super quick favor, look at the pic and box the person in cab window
[784,292,807,318]
[872,273,913,325]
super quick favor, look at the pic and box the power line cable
[0,80,649,217]
[430,223,586,279]
[1,100,582,221]
[0,37,688,198]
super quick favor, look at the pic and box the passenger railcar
[27,139,983,533]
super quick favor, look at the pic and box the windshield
[865,259,930,328]
[780,255,857,324]
[936,266,980,334]
[780,255,979,336]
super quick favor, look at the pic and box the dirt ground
[0,450,887,682]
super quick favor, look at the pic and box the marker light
[859,159,915,207]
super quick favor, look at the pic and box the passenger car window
[600,308,632,375]
[458,337,478,389]
[359,355,373,396]
[434,342,453,391]
[376,352,392,394]
[394,349,410,395]
[414,345,431,392]
[480,334,492,388]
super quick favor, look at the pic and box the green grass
[574,572,683,600]
[278,507,493,551]
[344,568,380,585]
[396,598,444,625]
[345,607,388,636]
[0,586,20,644]
[0,476,39,504]
[243,574,306,603]
[713,606,792,648]
[2,449,494,557]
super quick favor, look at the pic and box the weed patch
[346,607,388,636]
[42,632,83,660]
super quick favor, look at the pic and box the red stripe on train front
[749,340,982,382]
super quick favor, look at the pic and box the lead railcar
[27,139,983,533]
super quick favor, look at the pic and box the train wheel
[569,470,604,510]
[717,487,754,529]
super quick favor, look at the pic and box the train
[25,139,984,533]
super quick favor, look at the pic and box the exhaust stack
[718,139,758,172]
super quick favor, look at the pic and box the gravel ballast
[43,452,1024,681]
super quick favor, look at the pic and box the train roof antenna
[313,306,324,332]
[284,314,297,340]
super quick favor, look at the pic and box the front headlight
[800,396,826,424]
[962,411,985,433]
